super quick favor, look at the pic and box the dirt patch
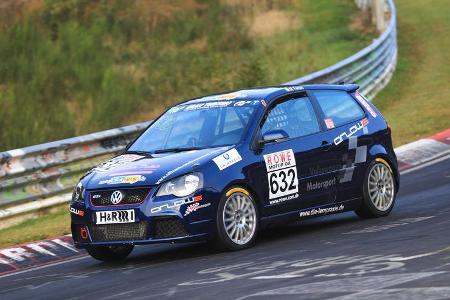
[248,9,301,38]
[133,0,204,29]
[0,0,43,29]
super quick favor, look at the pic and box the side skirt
[260,198,361,227]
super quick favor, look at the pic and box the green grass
[373,0,450,146]
[0,0,373,151]
[0,205,70,248]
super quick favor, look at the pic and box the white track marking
[0,255,89,279]
[400,153,450,175]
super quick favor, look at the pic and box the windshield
[128,100,258,153]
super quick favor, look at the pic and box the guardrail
[0,0,397,219]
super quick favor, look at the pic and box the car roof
[180,84,359,105]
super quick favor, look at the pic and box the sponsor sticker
[96,209,135,225]
[184,202,211,216]
[203,92,247,101]
[99,175,146,185]
[261,99,267,107]
[150,195,203,214]
[263,149,299,200]
[109,164,160,176]
[324,118,335,129]
[306,178,336,192]
[333,118,369,146]
[70,207,85,217]
[213,148,242,171]
[284,86,304,92]
[185,101,233,111]
[355,93,377,118]
[299,204,345,218]
[156,148,224,184]
[94,154,144,172]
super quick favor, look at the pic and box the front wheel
[212,187,259,251]
[355,158,396,218]
[86,244,134,262]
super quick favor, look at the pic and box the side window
[313,90,365,127]
[261,97,320,139]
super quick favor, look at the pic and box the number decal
[264,149,299,200]
[270,172,278,195]
[288,168,296,190]
[268,167,298,198]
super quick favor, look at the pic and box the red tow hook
[80,227,89,240]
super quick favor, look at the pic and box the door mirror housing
[259,129,289,146]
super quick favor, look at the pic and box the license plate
[95,210,135,225]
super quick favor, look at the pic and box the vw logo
[110,190,123,204]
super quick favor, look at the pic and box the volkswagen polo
[70,84,399,261]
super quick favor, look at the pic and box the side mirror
[259,129,289,146]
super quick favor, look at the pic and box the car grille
[153,217,188,239]
[88,221,148,242]
[90,188,150,206]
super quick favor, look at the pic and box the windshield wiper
[153,147,201,154]
[124,150,152,156]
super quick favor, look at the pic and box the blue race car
[70,84,399,261]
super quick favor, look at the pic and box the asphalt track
[1,155,450,300]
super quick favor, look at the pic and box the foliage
[0,0,372,151]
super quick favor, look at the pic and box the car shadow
[82,212,363,271]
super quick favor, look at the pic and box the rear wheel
[356,158,396,218]
[212,187,259,251]
[86,244,134,262]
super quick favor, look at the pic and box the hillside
[0,0,374,151]
[373,0,450,146]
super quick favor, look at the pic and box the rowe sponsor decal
[334,118,369,146]
[99,175,146,185]
[213,148,242,171]
[264,149,299,202]
[306,178,336,192]
[0,236,84,276]
[151,195,203,214]
[184,202,211,216]
[269,193,299,205]
[299,204,345,218]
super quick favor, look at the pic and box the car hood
[84,147,230,190]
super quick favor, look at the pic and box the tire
[86,244,134,262]
[355,158,397,218]
[211,187,259,251]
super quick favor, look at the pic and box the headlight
[71,182,85,203]
[156,173,203,197]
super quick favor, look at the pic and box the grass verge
[0,205,70,248]
[373,0,450,146]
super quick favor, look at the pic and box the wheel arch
[222,180,263,213]
[368,144,400,192]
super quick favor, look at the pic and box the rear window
[313,90,365,127]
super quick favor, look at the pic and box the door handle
[321,141,332,151]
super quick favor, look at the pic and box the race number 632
[268,167,298,199]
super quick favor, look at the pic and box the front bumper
[70,189,219,248]
[71,219,212,248]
